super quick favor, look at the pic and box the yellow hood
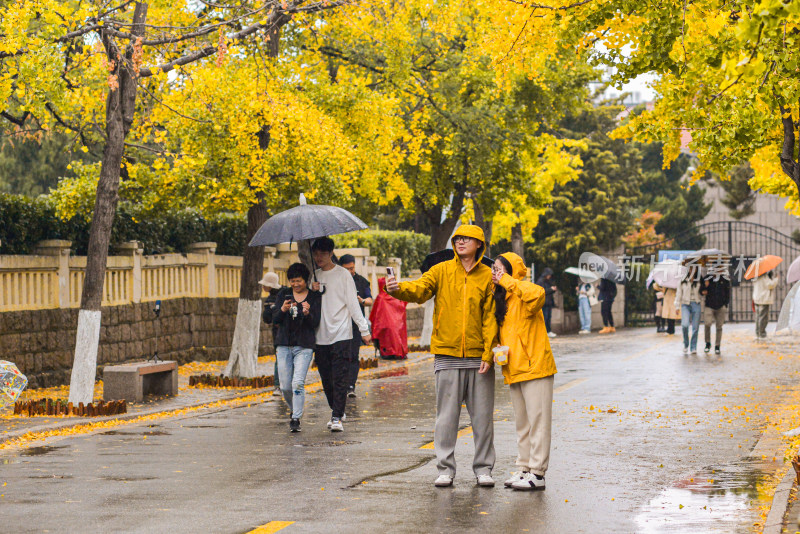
[452,224,487,263]
[500,252,527,281]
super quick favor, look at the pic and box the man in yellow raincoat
[386,225,498,488]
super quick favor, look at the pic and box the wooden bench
[103,361,178,403]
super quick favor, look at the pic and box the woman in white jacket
[675,267,703,354]
[752,271,779,338]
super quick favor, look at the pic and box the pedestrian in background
[655,282,679,335]
[386,225,497,488]
[675,267,702,354]
[338,254,373,398]
[493,253,556,491]
[598,278,617,334]
[701,272,730,354]
[576,281,595,334]
[654,287,665,333]
[310,237,371,433]
[535,268,558,338]
[259,272,284,397]
[272,263,321,433]
[370,277,408,359]
[753,270,779,338]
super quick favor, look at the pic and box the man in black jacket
[535,268,558,338]
[338,254,373,398]
[701,274,730,354]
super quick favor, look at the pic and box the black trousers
[601,300,614,327]
[315,340,352,419]
[666,318,676,334]
[347,336,361,390]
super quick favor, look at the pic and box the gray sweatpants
[755,304,770,338]
[434,367,496,477]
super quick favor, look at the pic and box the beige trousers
[509,375,554,476]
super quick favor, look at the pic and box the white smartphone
[386,267,395,278]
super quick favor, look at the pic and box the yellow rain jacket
[392,225,497,363]
[497,252,557,384]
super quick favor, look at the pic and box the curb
[0,352,433,447]
[764,466,797,534]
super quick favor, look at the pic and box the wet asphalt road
[2,324,800,534]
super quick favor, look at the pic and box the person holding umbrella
[675,266,703,354]
[753,271,779,338]
[385,225,498,488]
[310,237,371,432]
[598,277,617,334]
[701,268,730,354]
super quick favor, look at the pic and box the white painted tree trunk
[225,299,262,377]
[420,298,434,347]
[68,309,102,405]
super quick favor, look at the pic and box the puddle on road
[635,459,776,533]
[293,440,360,448]
[100,429,170,436]
[20,445,68,457]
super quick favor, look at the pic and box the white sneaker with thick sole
[511,472,545,491]
[326,413,346,429]
[434,474,453,487]
[476,474,495,487]
[547,332,557,338]
[578,330,590,335]
[330,418,343,432]
[683,346,689,354]
[504,472,527,487]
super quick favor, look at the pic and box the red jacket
[370,278,409,358]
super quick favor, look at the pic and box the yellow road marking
[247,521,295,534]
[420,426,473,449]
[554,378,588,394]
[622,338,673,361]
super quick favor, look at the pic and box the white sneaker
[476,474,495,487]
[578,330,590,335]
[326,418,333,429]
[326,413,346,428]
[504,471,527,487]
[434,474,453,487]
[691,349,698,355]
[272,387,282,397]
[682,347,689,354]
[511,472,545,491]
[547,332,557,338]
[330,418,343,432]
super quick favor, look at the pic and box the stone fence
[0,240,414,388]
[0,240,402,312]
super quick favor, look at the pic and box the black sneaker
[704,343,711,353]
[347,388,356,399]
[715,346,721,355]
[290,418,300,432]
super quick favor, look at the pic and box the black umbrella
[600,256,625,284]
[421,249,494,273]
[249,195,368,247]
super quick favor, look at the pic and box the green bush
[335,230,430,271]
[0,193,247,256]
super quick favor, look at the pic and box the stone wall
[0,299,427,389]
[405,305,424,338]
[0,298,275,389]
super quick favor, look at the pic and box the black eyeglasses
[453,236,474,244]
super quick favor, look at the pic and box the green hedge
[0,193,247,256]
[334,230,430,271]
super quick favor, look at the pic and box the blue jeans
[542,306,553,332]
[681,302,701,351]
[276,346,314,419]
[578,296,591,332]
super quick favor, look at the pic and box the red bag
[370,278,409,359]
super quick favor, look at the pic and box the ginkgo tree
[307,0,595,252]
[484,0,800,214]
[0,0,359,402]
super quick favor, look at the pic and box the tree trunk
[225,24,284,377]
[69,3,148,404]
[472,198,492,256]
[426,185,466,252]
[779,100,800,193]
[511,220,524,258]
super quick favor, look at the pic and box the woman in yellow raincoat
[493,252,557,491]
